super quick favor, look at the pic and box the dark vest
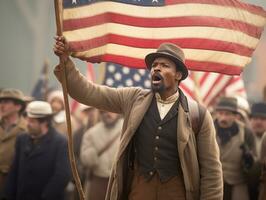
[134,97,181,181]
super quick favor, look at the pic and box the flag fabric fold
[62,0,266,75]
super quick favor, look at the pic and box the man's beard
[151,73,165,93]
[151,83,165,93]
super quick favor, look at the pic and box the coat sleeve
[54,58,141,114]
[3,135,22,200]
[197,110,223,200]
[41,136,71,200]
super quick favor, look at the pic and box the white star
[152,0,158,3]
[72,0,77,4]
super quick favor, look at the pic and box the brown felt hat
[0,88,27,104]
[145,43,188,80]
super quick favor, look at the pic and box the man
[80,110,122,200]
[250,102,266,158]
[250,102,266,200]
[54,36,223,200]
[0,89,27,198]
[72,105,99,199]
[214,97,255,200]
[3,101,71,200]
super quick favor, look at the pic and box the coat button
[158,126,162,130]
[149,171,154,176]
[155,136,160,140]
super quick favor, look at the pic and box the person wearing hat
[247,102,266,200]
[248,102,266,200]
[214,96,256,200]
[250,102,266,158]
[53,36,223,200]
[3,101,71,200]
[0,88,27,198]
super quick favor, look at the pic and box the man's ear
[175,71,182,81]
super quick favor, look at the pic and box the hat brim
[27,112,54,119]
[215,106,237,113]
[0,97,26,104]
[145,52,188,80]
[250,113,266,118]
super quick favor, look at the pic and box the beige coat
[54,58,223,200]
[0,117,27,190]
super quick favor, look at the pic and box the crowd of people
[0,39,266,200]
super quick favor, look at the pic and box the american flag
[99,63,246,107]
[31,60,49,100]
[62,0,266,75]
[101,63,151,88]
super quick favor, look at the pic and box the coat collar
[0,117,27,141]
[23,128,55,159]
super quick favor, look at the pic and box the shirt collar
[155,90,179,104]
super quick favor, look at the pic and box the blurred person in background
[0,89,27,199]
[80,110,122,200]
[214,96,256,200]
[3,101,71,200]
[47,90,67,134]
[47,90,78,135]
[250,102,266,158]
[233,95,251,126]
[72,104,99,200]
[249,102,266,200]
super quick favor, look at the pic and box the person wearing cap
[53,36,222,200]
[214,96,256,200]
[3,101,71,200]
[248,102,266,200]
[47,89,78,136]
[0,88,27,198]
[250,102,266,158]
[249,102,266,200]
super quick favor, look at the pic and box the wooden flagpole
[53,0,85,199]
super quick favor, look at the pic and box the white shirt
[155,91,179,119]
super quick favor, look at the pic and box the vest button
[149,171,154,176]
[154,157,158,161]
[158,126,162,130]
[155,146,159,151]
[155,136,160,140]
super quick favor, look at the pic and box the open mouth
[152,73,163,85]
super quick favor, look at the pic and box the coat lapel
[117,92,154,159]
[177,90,193,155]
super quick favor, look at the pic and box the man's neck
[158,89,178,101]
[2,113,19,130]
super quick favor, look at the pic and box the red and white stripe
[180,71,246,107]
[62,0,266,75]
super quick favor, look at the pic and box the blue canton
[103,63,151,89]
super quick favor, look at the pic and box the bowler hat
[250,102,266,118]
[215,97,238,113]
[0,88,27,104]
[26,101,53,118]
[145,43,188,80]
